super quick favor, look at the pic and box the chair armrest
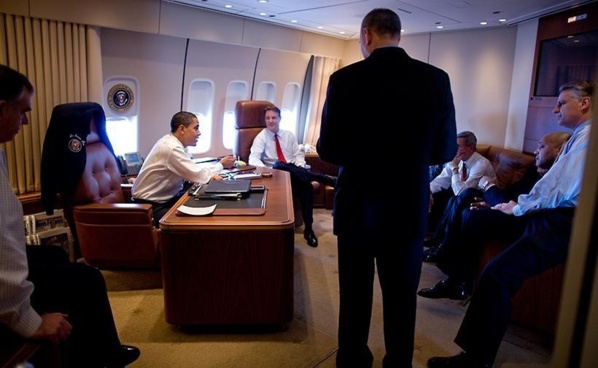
[73,203,155,226]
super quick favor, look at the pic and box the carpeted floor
[104,208,552,367]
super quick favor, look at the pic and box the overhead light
[480,21,488,25]
[224,4,232,9]
[258,0,268,3]
[499,18,507,23]
[436,25,444,29]
[317,26,323,30]
[291,19,297,23]
[259,12,267,16]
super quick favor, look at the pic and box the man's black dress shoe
[417,279,468,300]
[304,229,318,247]
[105,345,141,368]
[423,245,442,262]
[428,352,490,368]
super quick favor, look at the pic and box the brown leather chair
[41,102,160,269]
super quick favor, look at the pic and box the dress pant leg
[376,233,422,368]
[336,233,375,368]
[27,248,122,368]
[454,208,574,365]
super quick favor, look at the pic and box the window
[222,81,249,150]
[104,77,139,155]
[280,83,300,134]
[187,79,215,154]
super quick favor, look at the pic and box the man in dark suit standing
[317,8,457,368]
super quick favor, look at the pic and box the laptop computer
[204,179,251,194]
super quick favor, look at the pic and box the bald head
[534,131,571,173]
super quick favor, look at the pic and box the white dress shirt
[248,129,306,168]
[132,133,223,203]
[0,149,42,338]
[513,120,591,216]
[430,151,496,195]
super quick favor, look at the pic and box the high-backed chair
[41,102,160,268]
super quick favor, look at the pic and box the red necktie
[274,134,286,163]
[460,163,468,182]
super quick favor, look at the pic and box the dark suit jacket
[317,47,457,236]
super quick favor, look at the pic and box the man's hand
[219,155,236,169]
[30,313,72,345]
[470,197,490,210]
[491,200,517,215]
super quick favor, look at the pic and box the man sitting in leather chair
[249,106,336,247]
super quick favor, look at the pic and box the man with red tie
[249,106,336,247]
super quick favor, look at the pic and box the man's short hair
[559,80,595,103]
[170,111,197,133]
[361,8,402,38]
[264,106,281,117]
[457,131,477,148]
[0,64,34,101]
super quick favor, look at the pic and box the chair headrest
[234,100,275,129]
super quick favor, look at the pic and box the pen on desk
[192,184,202,196]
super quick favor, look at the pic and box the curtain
[0,13,102,194]
[302,55,339,147]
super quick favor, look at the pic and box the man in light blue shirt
[428,80,594,368]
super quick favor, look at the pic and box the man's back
[319,46,456,234]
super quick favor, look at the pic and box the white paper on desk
[177,204,217,216]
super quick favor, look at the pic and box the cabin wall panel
[242,21,303,52]
[0,1,28,16]
[29,0,160,34]
[429,27,517,147]
[101,29,187,158]
[254,49,311,104]
[159,1,244,46]
[183,40,260,155]
[300,31,346,59]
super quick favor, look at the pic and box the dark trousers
[0,246,122,368]
[428,189,455,235]
[132,193,183,227]
[273,162,333,229]
[436,206,527,285]
[453,208,574,365]
[336,231,422,368]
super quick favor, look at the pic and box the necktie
[274,134,286,163]
[460,163,468,182]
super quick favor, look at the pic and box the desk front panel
[159,169,295,326]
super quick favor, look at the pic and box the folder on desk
[204,179,251,195]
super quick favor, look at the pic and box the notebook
[204,179,251,194]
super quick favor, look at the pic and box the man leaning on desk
[132,111,235,225]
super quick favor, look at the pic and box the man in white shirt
[249,106,336,247]
[132,111,235,225]
[428,80,594,368]
[426,131,496,261]
[0,64,140,368]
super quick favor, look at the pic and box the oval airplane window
[222,81,249,150]
[187,79,215,154]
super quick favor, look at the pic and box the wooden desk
[159,169,295,326]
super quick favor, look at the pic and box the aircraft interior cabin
[1,0,598,367]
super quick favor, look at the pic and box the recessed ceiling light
[291,19,297,23]
[480,21,488,25]
[258,0,268,3]
[499,18,507,22]
[224,4,232,9]
[259,12,267,16]
[436,25,444,29]
[339,31,345,34]
[317,26,323,29]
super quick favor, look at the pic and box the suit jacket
[317,47,457,236]
[41,102,115,214]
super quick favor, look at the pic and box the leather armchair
[41,102,160,269]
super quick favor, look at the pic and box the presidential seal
[107,84,134,112]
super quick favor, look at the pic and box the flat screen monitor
[534,30,598,96]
